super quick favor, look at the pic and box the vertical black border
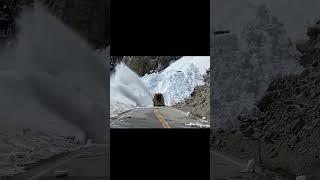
[111,129,210,180]
[111,0,210,56]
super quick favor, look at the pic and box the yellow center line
[153,108,171,128]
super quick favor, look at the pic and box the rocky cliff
[44,0,109,48]
[111,56,182,77]
[0,0,109,48]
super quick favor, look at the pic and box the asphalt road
[9,144,109,180]
[211,151,288,180]
[211,151,249,180]
[110,106,208,128]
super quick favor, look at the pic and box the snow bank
[0,130,80,176]
[185,122,210,128]
[142,56,210,106]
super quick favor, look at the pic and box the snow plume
[110,63,153,117]
[0,4,107,175]
[0,5,107,143]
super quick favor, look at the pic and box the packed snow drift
[110,56,210,118]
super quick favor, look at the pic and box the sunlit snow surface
[110,56,210,118]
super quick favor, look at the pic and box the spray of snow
[185,122,210,128]
[0,5,107,175]
[110,63,153,117]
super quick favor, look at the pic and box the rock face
[43,0,65,17]
[212,21,320,177]
[44,0,109,48]
[0,0,109,48]
[174,70,210,118]
[0,0,22,39]
[111,56,182,76]
[296,24,320,57]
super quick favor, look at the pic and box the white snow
[0,130,81,176]
[162,56,210,76]
[110,56,210,117]
[110,63,153,117]
[142,56,210,106]
[185,122,210,128]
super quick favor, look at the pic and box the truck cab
[153,93,165,106]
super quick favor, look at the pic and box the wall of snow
[142,56,210,106]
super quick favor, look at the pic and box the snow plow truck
[153,93,165,106]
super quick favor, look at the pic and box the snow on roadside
[0,130,80,176]
[185,122,210,128]
[110,101,136,118]
[142,56,210,106]
[110,82,138,118]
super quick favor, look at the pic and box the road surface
[110,106,209,128]
[8,144,109,180]
[211,151,251,180]
[211,151,288,180]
